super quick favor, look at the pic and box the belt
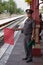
[25,33,32,36]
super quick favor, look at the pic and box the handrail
[0,15,24,27]
[0,15,25,38]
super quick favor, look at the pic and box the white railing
[0,15,24,25]
[0,15,25,38]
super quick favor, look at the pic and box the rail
[0,15,25,45]
[0,15,24,29]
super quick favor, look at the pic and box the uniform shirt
[23,18,35,35]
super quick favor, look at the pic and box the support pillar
[30,0,41,56]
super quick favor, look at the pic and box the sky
[14,0,30,11]
[2,0,43,10]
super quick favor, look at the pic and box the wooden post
[30,0,41,56]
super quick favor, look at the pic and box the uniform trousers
[24,34,32,59]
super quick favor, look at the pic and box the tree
[16,8,24,14]
[8,0,17,14]
[2,1,9,12]
[0,0,3,14]
[0,0,24,14]
[0,0,2,3]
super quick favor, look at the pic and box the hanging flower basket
[25,0,32,4]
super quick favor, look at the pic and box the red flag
[4,28,14,45]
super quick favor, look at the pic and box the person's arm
[14,28,24,31]
[32,28,35,40]
[14,18,27,31]
[31,20,36,40]
[40,30,43,36]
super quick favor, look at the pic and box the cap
[26,9,33,14]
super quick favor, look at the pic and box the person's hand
[31,35,35,40]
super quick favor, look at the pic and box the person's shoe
[26,59,32,63]
[22,57,28,60]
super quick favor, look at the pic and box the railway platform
[0,33,43,65]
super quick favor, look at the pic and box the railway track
[0,15,26,48]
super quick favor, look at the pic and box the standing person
[39,13,43,40]
[14,9,35,63]
[22,9,35,63]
